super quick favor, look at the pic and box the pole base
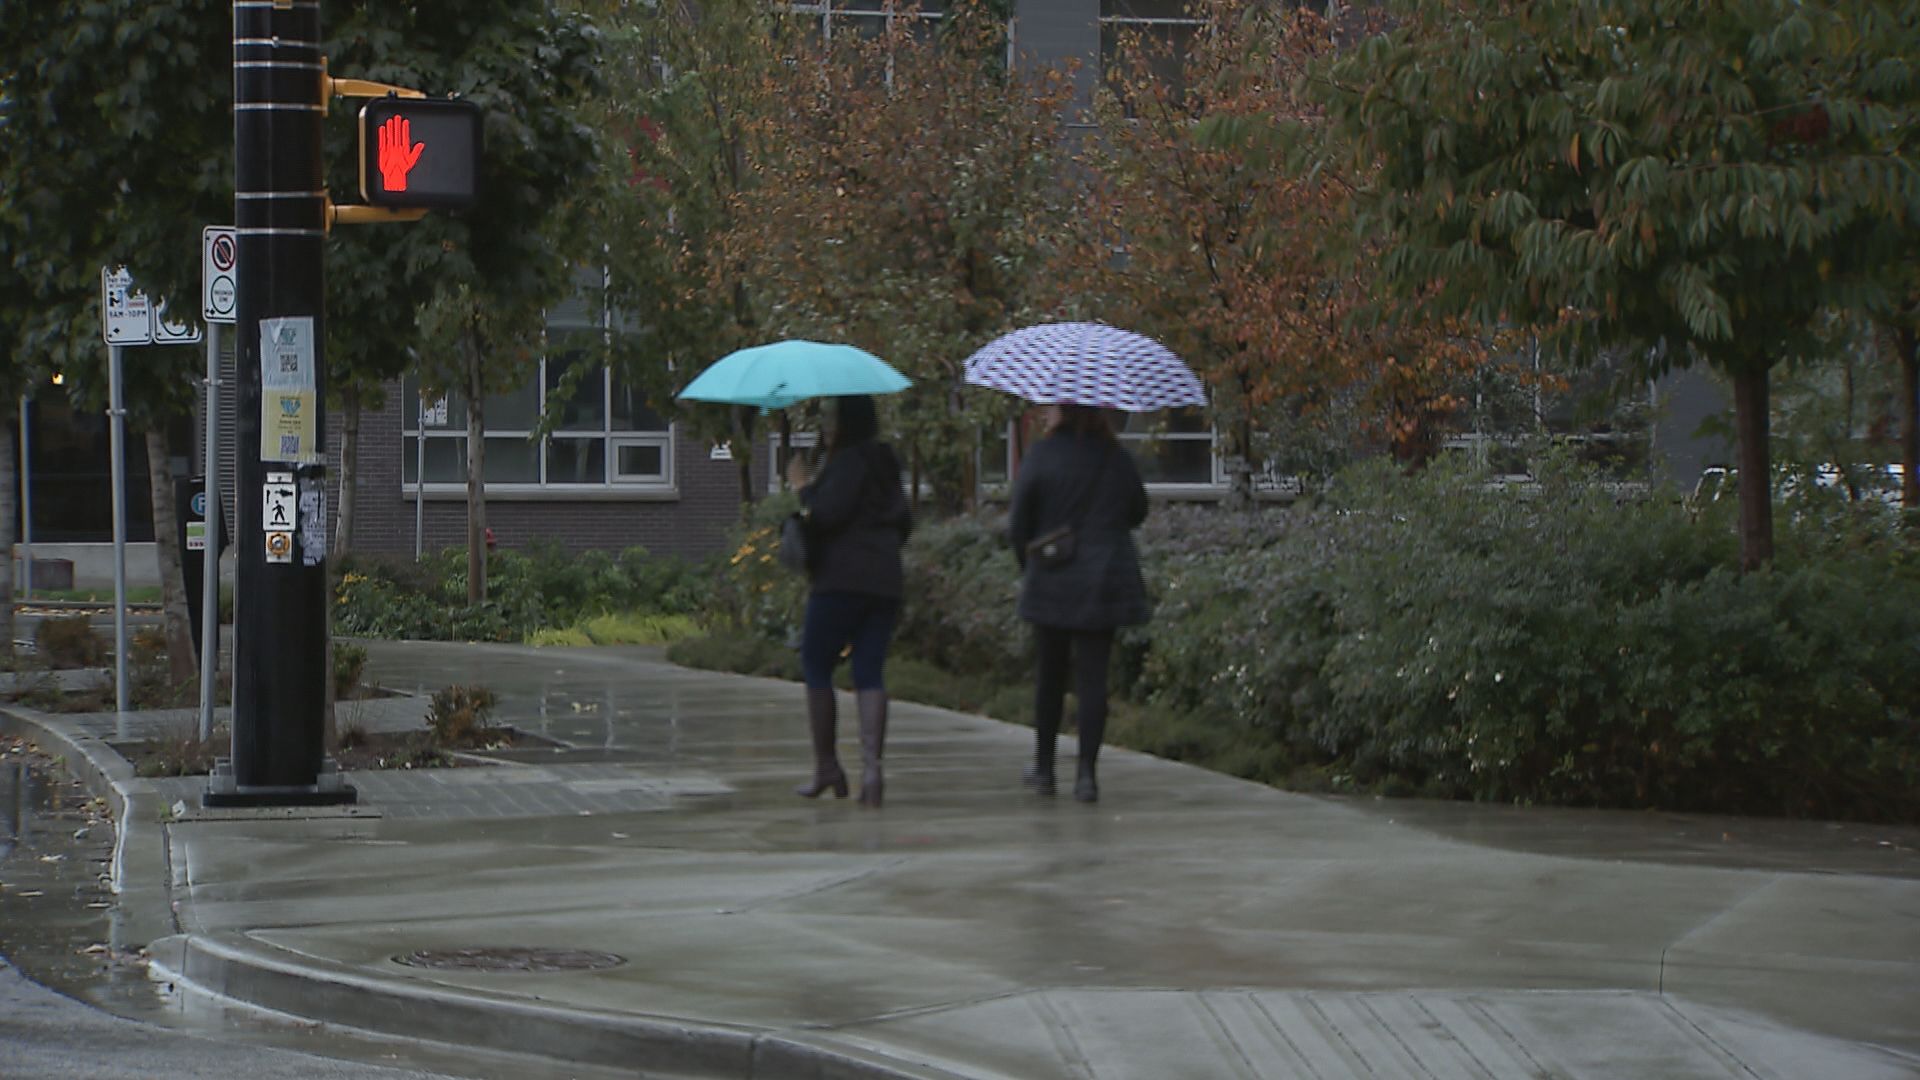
[201,758,358,808]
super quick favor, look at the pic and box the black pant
[1032,625,1115,770]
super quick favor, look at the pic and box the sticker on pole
[263,478,296,532]
[260,317,319,464]
[101,267,154,346]
[203,227,237,324]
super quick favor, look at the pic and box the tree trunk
[1730,367,1775,571]
[0,422,15,661]
[335,387,360,557]
[145,429,198,683]
[777,411,793,491]
[1899,322,1918,511]
[731,405,756,513]
[465,332,489,604]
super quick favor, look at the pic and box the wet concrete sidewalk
[5,639,1919,1079]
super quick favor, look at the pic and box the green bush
[666,630,801,681]
[895,512,1029,684]
[1117,458,1920,820]
[332,544,711,643]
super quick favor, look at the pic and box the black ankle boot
[1023,762,1056,797]
[1073,760,1098,803]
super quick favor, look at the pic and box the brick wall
[326,380,762,561]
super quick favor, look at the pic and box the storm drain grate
[394,947,626,973]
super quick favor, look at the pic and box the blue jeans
[801,592,901,691]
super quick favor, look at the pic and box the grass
[530,611,701,648]
[22,586,164,604]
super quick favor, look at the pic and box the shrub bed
[674,458,1920,823]
[333,543,708,644]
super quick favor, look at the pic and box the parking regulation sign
[203,226,237,324]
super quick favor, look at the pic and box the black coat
[1008,432,1150,630]
[800,441,911,598]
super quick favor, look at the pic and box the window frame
[401,360,675,498]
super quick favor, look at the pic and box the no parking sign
[203,226,237,324]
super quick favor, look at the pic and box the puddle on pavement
[0,737,636,1080]
[0,744,158,1018]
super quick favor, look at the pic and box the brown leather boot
[794,688,847,799]
[856,689,887,807]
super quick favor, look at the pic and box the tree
[577,0,798,511]
[323,1,603,577]
[1,0,232,680]
[720,3,1077,510]
[1315,0,1920,568]
[1063,0,1499,496]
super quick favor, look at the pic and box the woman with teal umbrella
[677,342,914,807]
[785,395,912,807]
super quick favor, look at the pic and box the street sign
[152,298,204,345]
[263,477,296,532]
[202,226,237,324]
[358,97,482,210]
[101,267,153,345]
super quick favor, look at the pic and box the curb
[0,704,178,949]
[1,702,972,1080]
[149,932,972,1080]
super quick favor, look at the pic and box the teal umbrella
[676,339,911,410]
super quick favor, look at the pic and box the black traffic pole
[205,0,352,806]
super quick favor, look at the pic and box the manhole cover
[393,947,626,973]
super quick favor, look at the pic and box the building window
[785,0,945,45]
[1119,408,1219,487]
[1100,0,1204,108]
[766,430,821,494]
[402,356,673,492]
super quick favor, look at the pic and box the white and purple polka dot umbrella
[962,321,1207,412]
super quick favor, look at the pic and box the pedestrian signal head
[358,98,482,210]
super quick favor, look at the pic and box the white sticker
[263,480,296,532]
[298,484,327,566]
[260,317,316,391]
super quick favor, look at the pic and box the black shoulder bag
[1024,446,1110,570]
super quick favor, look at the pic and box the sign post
[98,266,153,734]
[198,226,234,743]
[205,2,352,807]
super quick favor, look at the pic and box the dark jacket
[1008,432,1150,629]
[800,441,911,598]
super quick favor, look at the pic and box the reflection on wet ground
[1336,793,1920,878]
[0,738,154,1016]
[0,735,634,1080]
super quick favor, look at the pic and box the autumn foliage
[1053,0,1505,484]
[722,3,1077,506]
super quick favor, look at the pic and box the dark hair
[828,394,879,452]
[1051,404,1117,443]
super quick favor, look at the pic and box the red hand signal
[378,116,425,192]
